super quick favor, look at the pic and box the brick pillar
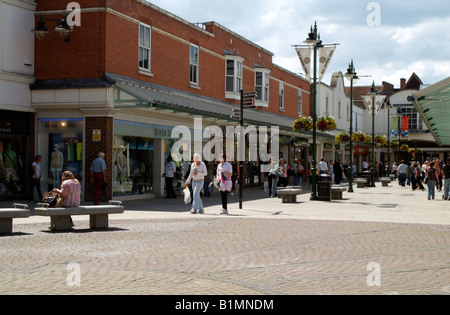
[84,117,113,203]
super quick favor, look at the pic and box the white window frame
[190,44,199,86]
[225,56,244,100]
[255,69,270,107]
[298,89,303,116]
[279,82,284,110]
[139,23,151,72]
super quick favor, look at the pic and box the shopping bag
[183,187,191,204]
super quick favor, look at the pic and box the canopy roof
[412,77,450,146]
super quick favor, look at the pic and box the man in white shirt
[318,157,328,181]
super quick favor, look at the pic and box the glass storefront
[0,110,30,200]
[37,119,84,194]
[113,120,155,196]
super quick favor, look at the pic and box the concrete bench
[331,186,348,200]
[277,187,303,203]
[354,178,367,189]
[34,201,124,231]
[380,177,391,187]
[0,203,31,234]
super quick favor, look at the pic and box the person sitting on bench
[53,171,81,228]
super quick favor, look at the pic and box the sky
[147,0,450,88]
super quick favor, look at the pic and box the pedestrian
[53,171,81,228]
[411,162,425,191]
[362,160,369,172]
[216,154,232,214]
[392,162,398,180]
[269,159,281,198]
[333,160,343,185]
[397,160,408,187]
[435,159,442,192]
[164,155,177,199]
[425,162,439,200]
[318,157,328,181]
[186,153,207,214]
[279,158,288,187]
[29,155,43,202]
[442,157,450,200]
[90,152,107,205]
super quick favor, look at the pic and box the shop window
[0,136,26,198]
[37,119,84,194]
[114,120,154,196]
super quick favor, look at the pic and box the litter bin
[362,171,371,187]
[317,174,332,201]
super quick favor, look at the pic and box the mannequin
[115,146,127,193]
[50,145,64,188]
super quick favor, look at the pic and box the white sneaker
[190,209,197,214]
[220,208,228,215]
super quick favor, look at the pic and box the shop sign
[354,146,369,156]
[324,143,333,150]
[93,129,101,142]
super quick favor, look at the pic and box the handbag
[41,194,57,207]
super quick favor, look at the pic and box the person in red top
[53,171,81,227]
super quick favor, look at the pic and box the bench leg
[50,216,72,231]
[0,218,13,234]
[282,195,297,203]
[90,214,109,229]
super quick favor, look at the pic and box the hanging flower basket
[293,116,313,132]
[375,135,387,148]
[400,144,410,152]
[390,140,399,148]
[335,131,351,143]
[316,115,337,132]
[351,131,371,144]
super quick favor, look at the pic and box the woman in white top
[217,154,233,214]
[29,155,43,201]
[186,153,208,214]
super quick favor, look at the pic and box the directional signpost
[230,90,257,209]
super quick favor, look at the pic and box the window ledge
[225,92,240,100]
[138,69,154,77]
[190,83,201,90]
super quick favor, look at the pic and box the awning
[412,77,450,146]
[105,72,297,131]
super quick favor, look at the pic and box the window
[347,104,350,121]
[338,101,341,118]
[325,96,329,114]
[279,82,284,110]
[225,57,243,97]
[400,107,423,131]
[139,24,151,71]
[255,71,269,104]
[298,90,303,115]
[190,44,199,85]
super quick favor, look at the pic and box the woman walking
[217,154,233,215]
[426,162,440,200]
[29,155,43,202]
[186,153,207,214]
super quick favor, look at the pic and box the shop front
[0,110,31,200]
[36,118,84,198]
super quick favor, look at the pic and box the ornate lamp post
[344,60,359,193]
[293,22,338,200]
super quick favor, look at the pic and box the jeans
[399,173,407,187]
[192,180,204,212]
[271,177,278,197]
[427,179,436,199]
[443,178,450,199]
[29,178,43,201]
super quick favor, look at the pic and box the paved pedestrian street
[0,183,449,295]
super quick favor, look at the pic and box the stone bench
[354,178,367,189]
[35,201,124,231]
[380,177,391,187]
[0,204,31,234]
[331,186,348,200]
[277,187,303,203]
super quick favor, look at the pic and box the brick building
[31,0,311,201]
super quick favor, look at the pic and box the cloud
[147,0,450,87]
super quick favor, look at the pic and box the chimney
[400,78,406,89]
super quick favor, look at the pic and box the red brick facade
[35,0,310,118]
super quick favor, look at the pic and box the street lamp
[344,60,359,193]
[293,22,338,200]
[386,97,392,177]
[362,82,386,187]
